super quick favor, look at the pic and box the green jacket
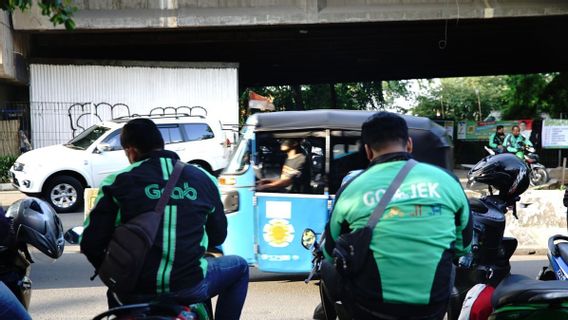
[324,153,471,306]
[504,133,532,153]
[489,132,506,149]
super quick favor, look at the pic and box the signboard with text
[542,119,568,149]
[457,120,532,141]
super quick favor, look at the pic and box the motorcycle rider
[81,118,249,320]
[488,125,506,154]
[321,112,472,319]
[504,125,533,159]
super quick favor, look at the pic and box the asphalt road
[26,211,549,320]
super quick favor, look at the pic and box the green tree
[412,77,508,120]
[1,0,77,30]
[500,74,550,119]
[541,73,568,118]
[240,80,411,123]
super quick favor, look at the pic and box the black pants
[320,261,447,320]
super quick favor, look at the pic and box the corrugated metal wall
[29,64,239,148]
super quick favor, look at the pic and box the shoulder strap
[155,160,186,214]
[366,159,417,229]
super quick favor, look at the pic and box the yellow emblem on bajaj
[263,219,295,248]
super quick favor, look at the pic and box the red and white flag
[248,91,275,111]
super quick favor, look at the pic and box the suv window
[182,123,215,141]
[158,125,184,144]
[102,130,123,151]
[66,125,111,150]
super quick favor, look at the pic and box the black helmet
[468,153,529,200]
[5,197,64,259]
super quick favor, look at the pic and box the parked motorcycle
[537,234,568,281]
[0,197,65,309]
[64,227,213,320]
[449,154,568,320]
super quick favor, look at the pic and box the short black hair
[361,112,408,151]
[496,125,504,130]
[512,125,520,130]
[120,118,164,154]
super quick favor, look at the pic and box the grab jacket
[81,150,226,294]
[324,152,472,307]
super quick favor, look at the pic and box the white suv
[10,115,230,213]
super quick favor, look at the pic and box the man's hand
[256,179,274,191]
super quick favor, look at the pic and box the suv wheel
[44,176,84,213]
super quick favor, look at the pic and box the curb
[0,183,15,191]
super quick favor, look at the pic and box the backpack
[97,161,185,294]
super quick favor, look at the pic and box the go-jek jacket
[81,150,226,295]
[504,133,532,153]
[324,152,472,307]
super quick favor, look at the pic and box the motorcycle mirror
[64,226,84,244]
[301,228,317,250]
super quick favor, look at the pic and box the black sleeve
[564,188,568,208]
[205,181,227,247]
[80,184,119,270]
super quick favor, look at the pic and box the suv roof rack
[113,106,208,122]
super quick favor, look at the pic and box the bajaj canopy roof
[249,109,453,169]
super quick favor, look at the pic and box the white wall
[29,63,239,148]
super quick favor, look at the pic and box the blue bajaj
[218,109,453,273]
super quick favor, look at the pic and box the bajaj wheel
[44,176,84,213]
[529,167,549,186]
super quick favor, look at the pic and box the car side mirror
[96,143,113,153]
[64,226,84,244]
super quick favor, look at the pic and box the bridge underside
[28,15,568,87]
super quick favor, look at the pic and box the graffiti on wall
[67,102,131,137]
[68,103,210,137]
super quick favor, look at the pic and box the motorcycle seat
[492,274,568,308]
[556,242,568,263]
[468,198,488,214]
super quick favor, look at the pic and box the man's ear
[406,137,413,153]
[126,147,141,163]
[364,144,374,161]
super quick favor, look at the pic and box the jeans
[0,281,31,320]
[174,255,249,320]
[111,255,249,320]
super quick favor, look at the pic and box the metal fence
[0,103,30,156]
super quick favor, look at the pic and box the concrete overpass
[3,0,568,88]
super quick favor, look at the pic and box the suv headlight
[12,162,24,171]
[221,190,239,214]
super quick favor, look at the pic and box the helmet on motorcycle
[468,153,529,201]
[5,197,64,259]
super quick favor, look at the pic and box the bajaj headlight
[221,190,239,214]
[13,162,25,171]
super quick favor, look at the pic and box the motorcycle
[301,228,348,320]
[449,154,568,320]
[0,198,64,311]
[537,234,568,281]
[64,227,213,320]
[521,144,549,187]
[483,144,549,187]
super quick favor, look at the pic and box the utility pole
[475,89,482,121]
